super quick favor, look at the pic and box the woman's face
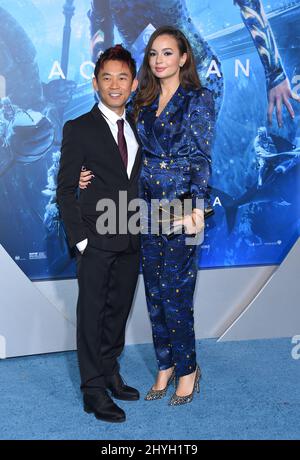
[148,34,187,81]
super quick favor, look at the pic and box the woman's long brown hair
[133,26,201,120]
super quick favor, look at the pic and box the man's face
[93,60,137,115]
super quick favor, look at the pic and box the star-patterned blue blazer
[137,84,216,215]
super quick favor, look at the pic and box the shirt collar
[98,100,126,125]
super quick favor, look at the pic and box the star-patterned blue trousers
[141,233,199,377]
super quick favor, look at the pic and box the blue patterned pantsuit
[141,233,199,377]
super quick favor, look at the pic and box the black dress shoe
[83,390,126,423]
[105,373,140,401]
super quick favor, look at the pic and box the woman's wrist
[192,208,204,222]
[191,208,204,232]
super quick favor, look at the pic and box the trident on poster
[61,0,75,78]
[0,75,6,98]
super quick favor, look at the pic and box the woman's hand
[191,208,205,234]
[173,208,204,235]
[79,166,94,189]
[268,79,300,127]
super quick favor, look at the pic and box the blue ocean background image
[0,0,299,279]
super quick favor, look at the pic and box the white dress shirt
[76,101,139,253]
[98,100,139,179]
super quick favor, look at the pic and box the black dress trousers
[76,239,140,395]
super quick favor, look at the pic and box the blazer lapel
[129,146,142,183]
[126,113,142,182]
[90,104,128,180]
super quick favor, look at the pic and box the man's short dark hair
[94,44,137,80]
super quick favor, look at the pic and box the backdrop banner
[0,0,299,280]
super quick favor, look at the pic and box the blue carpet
[0,338,299,440]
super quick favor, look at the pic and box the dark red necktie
[117,119,128,169]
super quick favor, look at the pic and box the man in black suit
[56,45,141,423]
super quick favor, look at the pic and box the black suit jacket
[56,104,142,252]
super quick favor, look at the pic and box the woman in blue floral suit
[133,26,216,405]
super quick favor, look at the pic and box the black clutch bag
[204,206,214,219]
[158,192,214,240]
